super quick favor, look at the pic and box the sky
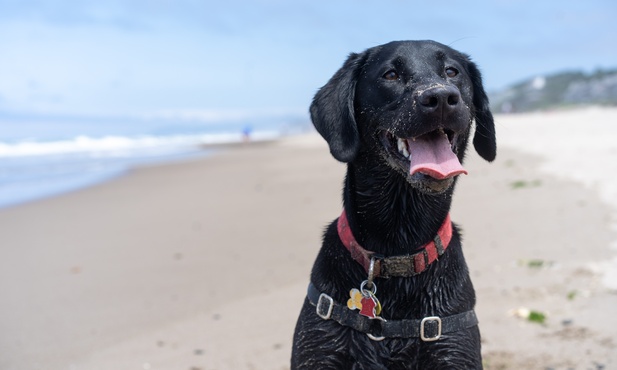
[0,0,616,122]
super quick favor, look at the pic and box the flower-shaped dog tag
[347,288,363,310]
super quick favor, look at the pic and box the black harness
[307,283,478,342]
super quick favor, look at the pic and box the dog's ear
[466,59,496,162]
[310,52,365,163]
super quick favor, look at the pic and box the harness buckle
[316,293,334,320]
[420,316,442,342]
[366,333,386,341]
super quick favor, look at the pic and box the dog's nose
[417,85,461,114]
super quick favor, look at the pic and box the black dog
[291,40,496,369]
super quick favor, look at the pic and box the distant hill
[489,69,617,113]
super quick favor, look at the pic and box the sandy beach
[1,108,617,370]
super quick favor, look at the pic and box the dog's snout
[417,86,461,114]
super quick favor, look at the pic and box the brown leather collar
[337,210,452,278]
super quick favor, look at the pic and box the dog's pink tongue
[408,134,467,180]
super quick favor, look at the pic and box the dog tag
[359,294,379,318]
[347,283,384,319]
[347,288,363,310]
[365,290,382,316]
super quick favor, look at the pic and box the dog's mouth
[380,128,467,187]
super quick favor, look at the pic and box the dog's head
[311,40,496,194]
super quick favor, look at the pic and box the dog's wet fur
[291,40,496,369]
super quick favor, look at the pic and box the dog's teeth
[397,138,410,158]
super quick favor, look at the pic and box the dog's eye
[383,70,399,80]
[445,67,459,78]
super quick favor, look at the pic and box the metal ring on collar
[359,279,377,296]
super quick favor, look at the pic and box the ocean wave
[0,129,283,208]
[0,131,281,158]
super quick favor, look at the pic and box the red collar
[337,210,453,278]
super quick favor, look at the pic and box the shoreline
[1,108,616,369]
[0,136,284,211]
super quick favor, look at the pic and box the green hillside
[490,69,617,113]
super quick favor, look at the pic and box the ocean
[0,114,308,209]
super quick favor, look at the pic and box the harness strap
[307,283,478,341]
